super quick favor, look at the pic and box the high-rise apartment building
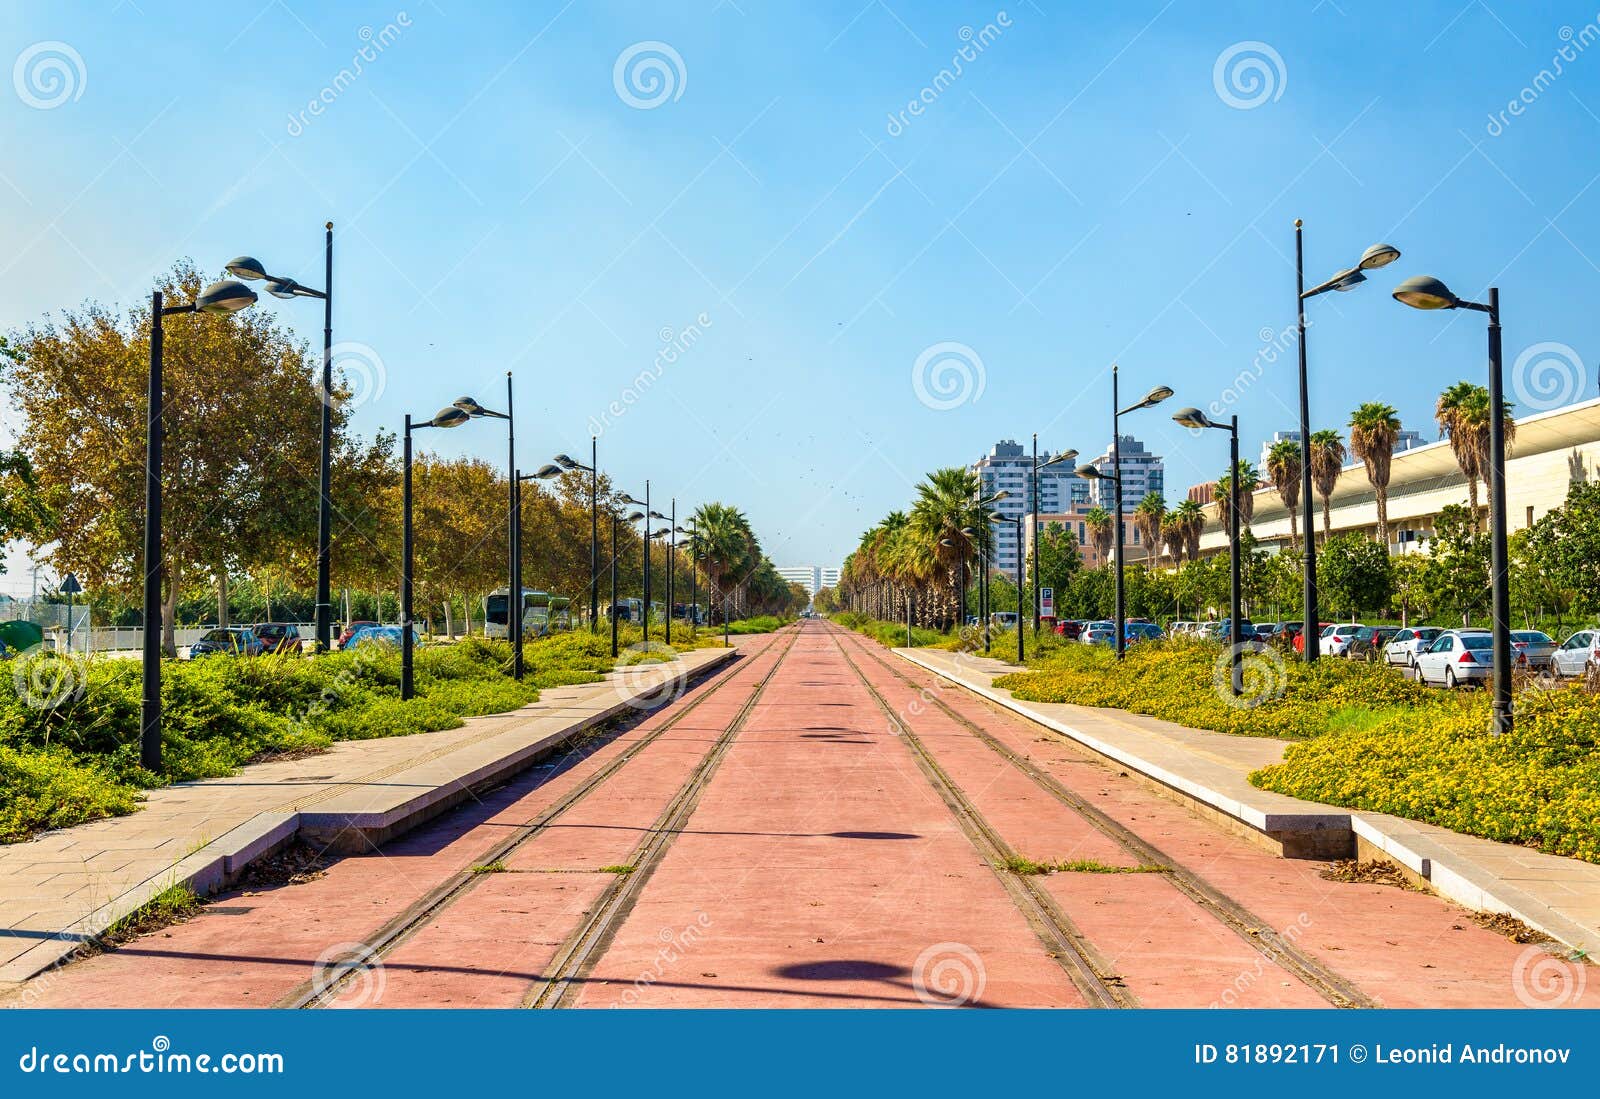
[971,440,1086,575]
[1085,435,1164,513]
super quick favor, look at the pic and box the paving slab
[895,644,1600,954]
[0,646,735,984]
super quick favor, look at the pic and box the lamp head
[224,256,270,282]
[625,511,645,523]
[991,490,1009,501]
[1392,275,1459,310]
[1142,384,1174,407]
[650,510,667,520]
[452,396,495,418]
[430,406,471,429]
[553,454,579,469]
[1358,242,1401,270]
[1076,465,1108,481]
[534,463,563,479]
[1171,406,1213,430]
[939,538,955,547]
[988,510,1008,523]
[1330,268,1367,292]
[194,279,257,314]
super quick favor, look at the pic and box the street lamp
[1172,407,1243,697]
[449,388,516,675]
[226,228,336,653]
[1393,275,1513,733]
[1030,438,1077,636]
[1082,366,1171,659]
[1294,223,1401,662]
[989,510,1025,663]
[610,506,646,657]
[401,402,485,700]
[547,445,599,633]
[142,278,258,771]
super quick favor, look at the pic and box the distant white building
[971,440,1087,575]
[776,566,843,596]
[819,566,841,590]
[1085,435,1164,514]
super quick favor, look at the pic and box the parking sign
[1040,587,1054,617]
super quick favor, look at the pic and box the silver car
[1510,630,1556,670]
[1552,629,1600,679]
[1413,629,1494,688]
[1383,626,1443,668]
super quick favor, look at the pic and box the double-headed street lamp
[1030,437,1077,635]
[448,389,515,672]
[1393,275,1513,733]
[401,398,503,700]
[141,278,259,770]
[610,503,646,657]
[1077,367,1171,659]
[1173,407,1244,697]
[990,509,1025,663]
[1294,224,1402,661]
[533,443,600,632]
[225,229,336,652]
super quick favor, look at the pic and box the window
[1430,637,1453,653]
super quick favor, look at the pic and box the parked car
[345,624,420,650]
[989,612,1019,629]
[1080,622,1116,646]
[1054,619,1085,640]
[1509,630,1557,670]
[1345,625,1399,663]
[1552,629,1600,679]
[189,627,264,658]
[1383,626,1443,668]
[252,622,304,654]
[1124,622,1164,644]
[1211,619,1256,644]
[1413,629,1494,688]
[1318,623,1365,658]
[338,620,378,648]
[1168,620,1196,637]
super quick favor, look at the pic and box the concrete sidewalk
[896,645,1600,955]
[0,645,737,983]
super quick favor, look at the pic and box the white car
[1168,620,1195,637]
[1413,629,1494,688]
[1383,626,1444,668]
[1319,623,1365,658]
[1552,629,1600,679]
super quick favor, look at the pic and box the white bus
[485,588,555,639]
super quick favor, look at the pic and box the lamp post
[447,392,514,671]
[687,520,698,639]
[1030,437,1077,636]
[401,403,477,699]
[1079,367,1171,659]
[1173,407,1243,697]
[1293,225,1402,662]
[1393,275,1513,733]
[608,504,646,657]
[990,510,1025,663]
[546,446,599,631]
[143,278,258,771]
[225,229,336,652]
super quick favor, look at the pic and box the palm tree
[1161,513,1186,565]
[692,502,756,622]
[1084,506,1113,563]
[1264,438,1302,553]
[1133,492,1166,566]
[1349,402,1401,547]
[1173,499,1204,561]
[1214,461,1259,541]
[1436,381,1517,531]
[908,467,989,627]
[1308,430,1345,544]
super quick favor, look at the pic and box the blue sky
[4,0,1599,577]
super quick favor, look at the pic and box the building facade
[1085,435,1164,513]
[972,440,1086,576]
[1025,509,1155,572]
[776,566,821,595]
[1196,398,1600,556]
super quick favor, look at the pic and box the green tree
[1032,520,1082,609]
[1422,504,1490,626]
[1318,532,1392,618]
[1436,381,1517,531]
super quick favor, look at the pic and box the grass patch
[599,864,636,874]
[1004,854,1168,875]
[102,881,203,945]
[470,861,509,875]
[0,627,722,845]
